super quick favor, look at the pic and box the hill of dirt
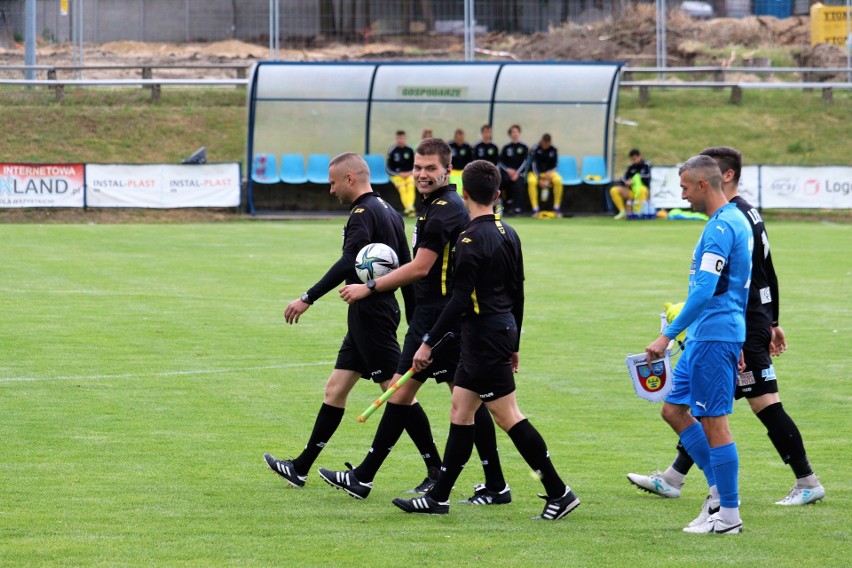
[0,5,847,79]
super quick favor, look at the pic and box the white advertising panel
[0,163,85,208]
[86,164,240,208]
[650,165,760,209]
[759,166,852,209]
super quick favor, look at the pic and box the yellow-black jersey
[411,185,469,307]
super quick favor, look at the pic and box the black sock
[352,402,411,483]
[672,441,695,475]
[428,423,475,503]
[473,405,506,491]
[507,419,565,499]
[292,403,345,474]
[404,402,442,473]
[757,402,813,478]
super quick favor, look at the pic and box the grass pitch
[1,218,849,567]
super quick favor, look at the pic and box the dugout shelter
[246,61,624,215]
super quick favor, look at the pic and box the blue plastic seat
[580,155,612,185]
[365,154,390,185]
[306,154,331,184]
[251,153,279,184]
[280,153,308,184]
[556,156,582,186]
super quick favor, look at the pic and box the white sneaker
[775,483,826,506]
[687,494,720,527]
[683,512,742,534]
[626,471,682,498]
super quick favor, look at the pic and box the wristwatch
[366,279,377,293]
[300,292,313,305]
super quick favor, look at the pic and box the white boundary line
[0,361,334,384]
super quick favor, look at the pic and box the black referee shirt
[473,141,500,165]
[426,214,525,351]
[731,195,780,329]
[307,192,412,300]
[387,144,414,174]
[411,185,469,306]
[449,142,473,171]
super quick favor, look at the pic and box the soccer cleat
[775,482,826,506]
[392,495,450,515]
[406,467,440,494]
[263,453,307,488]
[613,210,626,220]
[458,483,512,505]
[687,494,720,527]
[683,512,742,535]
[317,463,372,500]
[536,487,580,520]
[627,471,682,498]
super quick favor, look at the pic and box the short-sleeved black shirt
[411,185,469,306]
[449,142,474,171]
[731,195,779,330]
[473,141,500,165]
[499,142,529,173]
[387,144,414,174]
[530,143,558,175]
[426,214,525,352]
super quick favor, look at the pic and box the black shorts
[453,314,518,402]
[735,325,779,399]
[335,294,401,383]
[398,305,460,384]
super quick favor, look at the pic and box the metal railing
[0,78,248,102]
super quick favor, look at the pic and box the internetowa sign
[0,163,85,208]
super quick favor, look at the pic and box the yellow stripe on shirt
[471,289,479,314]
[441,242,450,296]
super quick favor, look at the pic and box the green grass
[1,219,849,567]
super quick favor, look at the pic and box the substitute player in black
[498,124,530,215]
[264,152,434,488]
[320,139,510,504]
[392,160,581,520]
[472,124,500,165]
[628,146,824,505]
[527,133,564,217]
[387,130,417,217]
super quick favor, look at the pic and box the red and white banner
[759,166,852,209]
[86,163,240,208]
[0,163,85,208]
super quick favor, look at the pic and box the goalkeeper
[610,148,651,219]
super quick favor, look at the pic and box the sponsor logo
[695,401,707,411]
[479,392,494,399]
[399,86,466,98]
[762,365,777,382]
[804,179,821,195]
[771,178,797,196]
[715,225,726,234]
[461,237,472,243]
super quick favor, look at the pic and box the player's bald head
[329,152,370,182]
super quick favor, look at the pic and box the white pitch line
[0,361,334,384]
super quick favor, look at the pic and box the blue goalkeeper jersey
[665,202,753,343]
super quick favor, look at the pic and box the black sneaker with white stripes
[318,463,373,499]
[392,494,450,515]
[263,453,307,488]
[459,483,512,505]
[536,487,580,520]
[406,466,440,494]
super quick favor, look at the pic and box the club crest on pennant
[626,352,674,402]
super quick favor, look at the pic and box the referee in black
[319,139,510,505]
[264,152,435,488]
[392,159,581,520]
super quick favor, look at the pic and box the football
[355,243,399,283]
